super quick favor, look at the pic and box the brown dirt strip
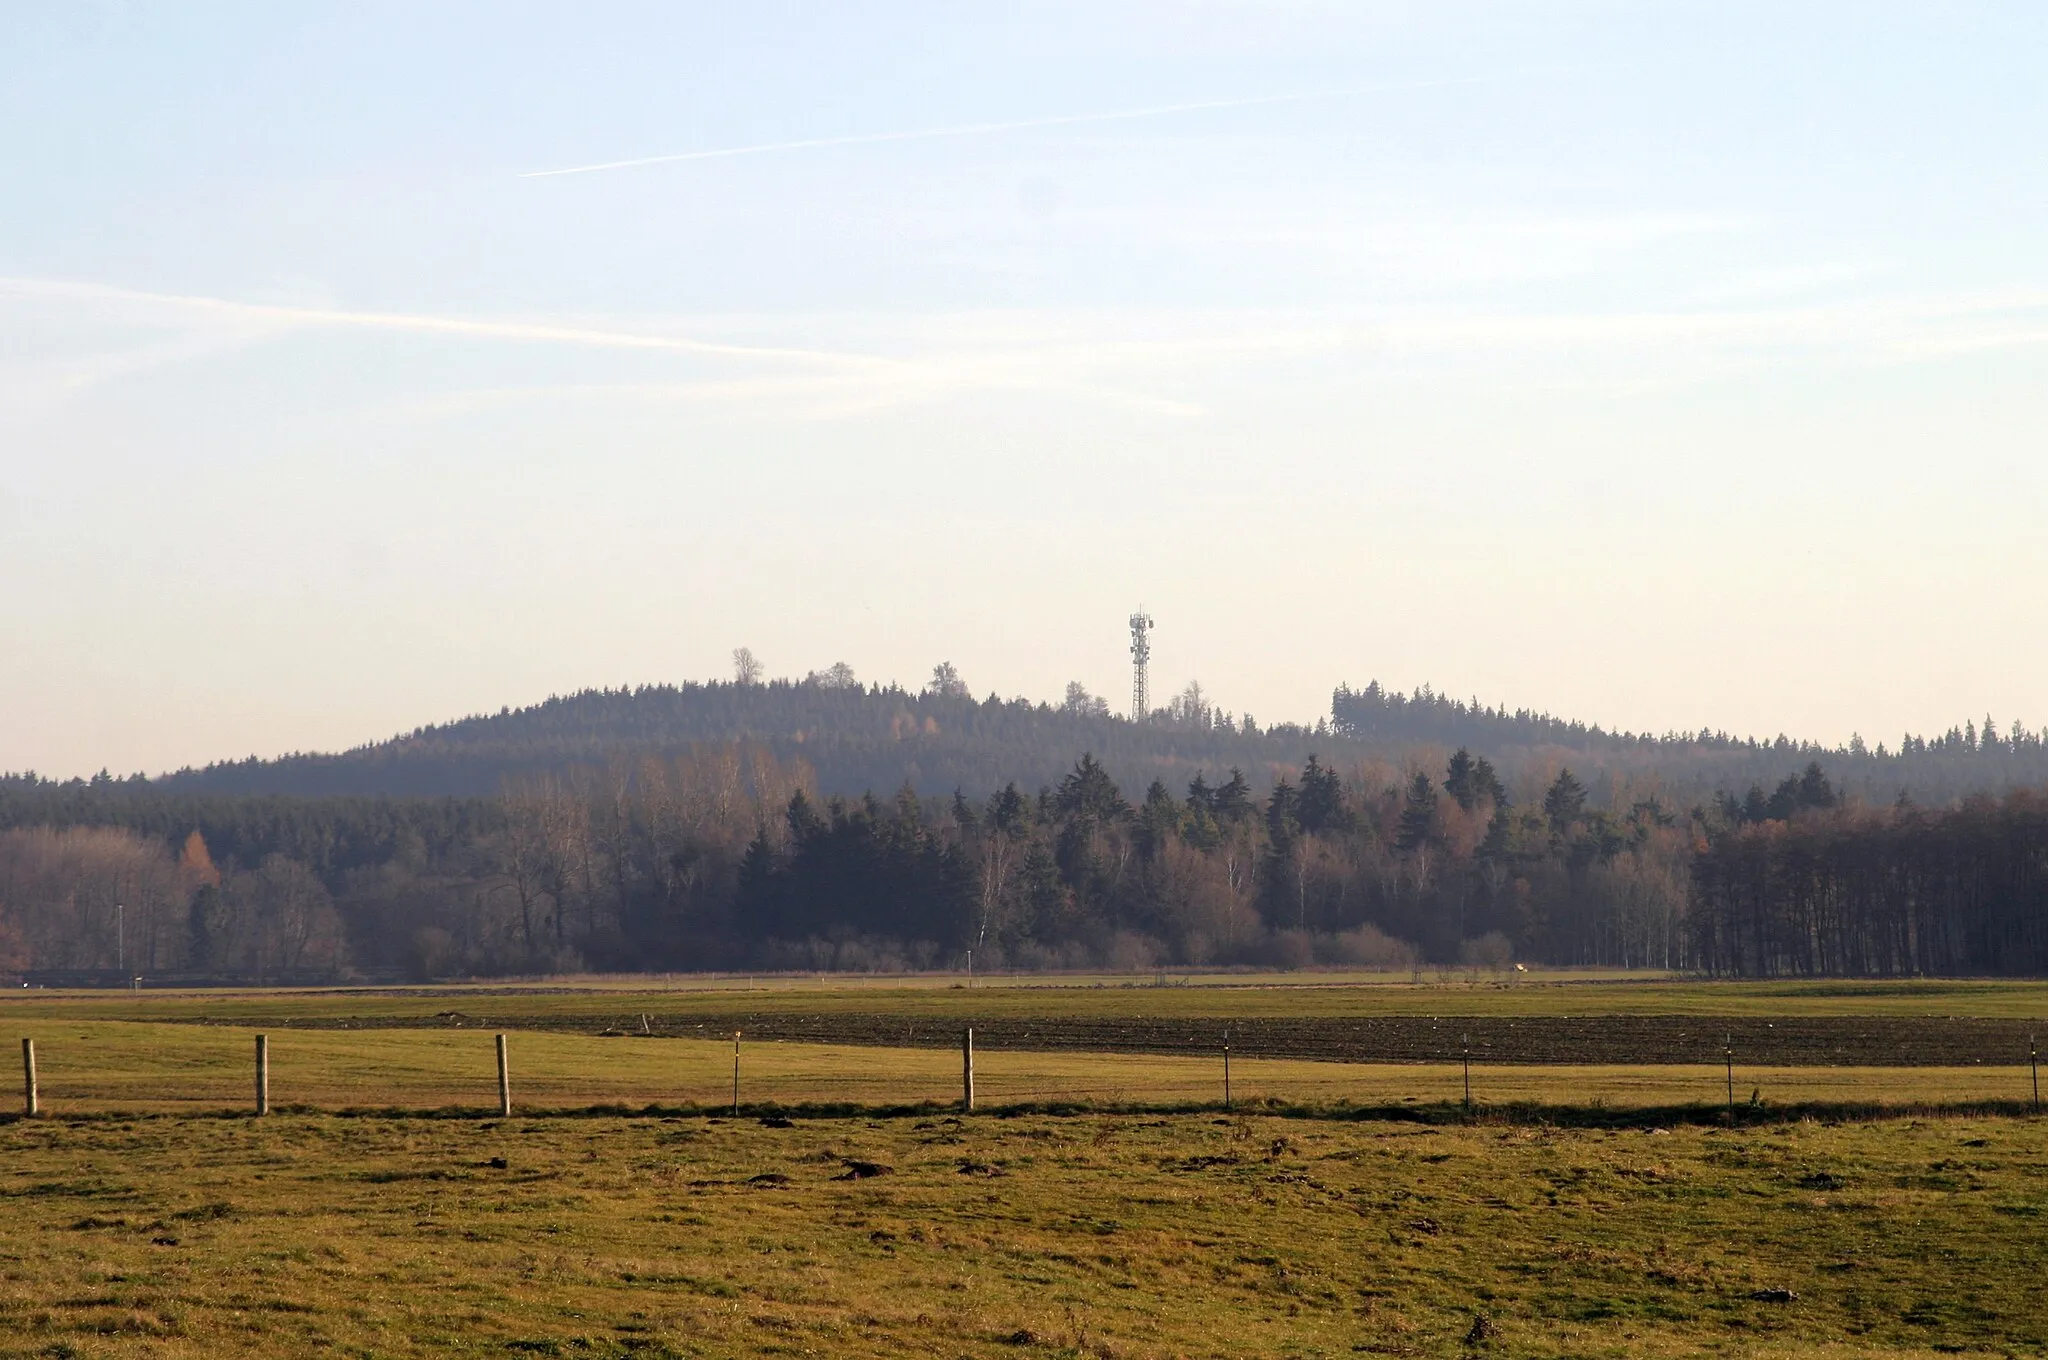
[216,1012,2047,1067]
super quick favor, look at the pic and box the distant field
[4,1109,2045,1357]
[14,971,2048,1022]
[9,974,2048,1072]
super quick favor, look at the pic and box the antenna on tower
[1128,608,1155,721]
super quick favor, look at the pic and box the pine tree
[1473,756,1508,809]
[1445,748,1479,811]
[1055,754,1128,829]
[1212,769,1254,826]
[1297,756,1351,834]
[1543,770,1587,834]
[1265,778,1300,852]
[1397,772,1438,851]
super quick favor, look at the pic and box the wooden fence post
[1462,1036,1472,1113]
[962,1028,975,1113]
[255,1034,269,1115]
[1724,1034,1735,1120]
[495,1034,511,1117]
[20,1038,35,1117]
[1223,1030,1232,1112]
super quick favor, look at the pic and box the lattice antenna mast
[1128,609,1155,721]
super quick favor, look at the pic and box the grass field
[4,1109,2045,1358]
[4,978,2045,1356]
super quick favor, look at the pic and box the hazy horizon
[6,3,2045,780]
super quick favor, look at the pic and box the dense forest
[5,670,2046,982]
[4,739,2045,982]
[1691,788,2048,976]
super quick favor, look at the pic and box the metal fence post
[962,1027,975,1113]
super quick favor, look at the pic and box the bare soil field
[290,1009,2044,1067]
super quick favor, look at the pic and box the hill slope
[151,679,2048,810]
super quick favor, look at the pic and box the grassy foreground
[2,1110,2044,1358]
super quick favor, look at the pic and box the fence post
[1725,1034,1735,1120]
[495,1034,511,1117]
[20,1038,36,1117]
[2032,1035,2040,1115]
[962,1027,975,1113]
[1223,1030,1232,1112]
[255,1034,269,1116]
[731,1031,741,1116]
[1462,1036,1472,1113]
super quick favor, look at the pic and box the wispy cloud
[0,277,895,371]
[7,275,2046,423]
[0,277,1208,417]
[518,79,1485,179]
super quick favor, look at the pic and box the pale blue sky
[3,2,2044,777]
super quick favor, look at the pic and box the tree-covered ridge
[88,672,2048,809]
[148,678,1326,800]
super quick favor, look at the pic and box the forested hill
[136,677,2048,810]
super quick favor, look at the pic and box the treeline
[1691,788,2048,976]
[0,825,347,981]
[4,748,2046,981]
[2,744,1686,978]
[106,672,2048,809]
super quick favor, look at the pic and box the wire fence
[10,1024,2044,1122]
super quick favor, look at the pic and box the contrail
[519,78,1482,179]
[0,277,896,369]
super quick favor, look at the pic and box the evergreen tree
[1054,754,1128,829]
[1297,755,1351,834]
[1397,772,1439,851]
[987,782,1031,836]
[1473,756,1508,809]
[1212,769,1254,826]
[1265,778,1300,852]
[1543,770,1588,834]
[1445,748,1479,811]
[1137,779,1182,857]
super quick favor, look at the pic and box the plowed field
[265,1009,2042,1066]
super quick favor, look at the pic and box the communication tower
[1128,609,1155,721]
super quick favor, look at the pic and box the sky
[3,1,2045,779]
